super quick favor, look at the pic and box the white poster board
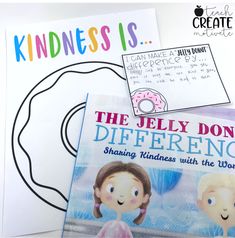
[3,9,160,236]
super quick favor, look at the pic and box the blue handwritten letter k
[14,35,26,62]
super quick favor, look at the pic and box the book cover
[64,94,235,238]
[3,9,160,236]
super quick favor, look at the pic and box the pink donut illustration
[131,88,168,115]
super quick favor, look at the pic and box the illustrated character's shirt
[96,220,133,238]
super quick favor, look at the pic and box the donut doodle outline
[131,88,168,116]
[12,61,125,212]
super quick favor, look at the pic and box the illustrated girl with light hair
[197,173,235,238]
[93,161,151,238]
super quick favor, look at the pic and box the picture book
[3,9,160,236]
[64,94,235,238]
[122,44,230,116]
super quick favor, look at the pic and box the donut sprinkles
[131,88,168,115]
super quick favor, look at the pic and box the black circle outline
[60,102,86,157]
[12,61,124,212]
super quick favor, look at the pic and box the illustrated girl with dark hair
[93,161,151,238]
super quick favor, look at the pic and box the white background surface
[0,3,234,238]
